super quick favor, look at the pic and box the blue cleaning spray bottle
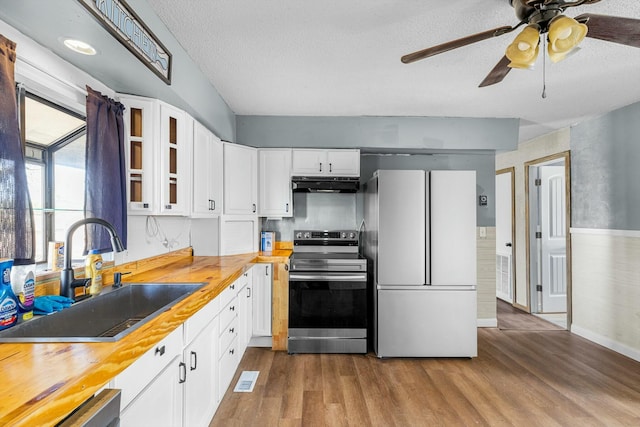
[0,259,19,331]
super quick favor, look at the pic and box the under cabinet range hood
[291,176,360,193]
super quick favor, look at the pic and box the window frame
[19,90,87,266]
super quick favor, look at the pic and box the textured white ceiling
[147,0,640,142]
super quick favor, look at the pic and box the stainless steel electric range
[288,230,368,354]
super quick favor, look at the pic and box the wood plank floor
[211,312,640,426]
[497,299,565,331]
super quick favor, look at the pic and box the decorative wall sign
[78,0,172,84]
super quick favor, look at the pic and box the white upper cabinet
[223,143,258,215]
[120,94,190,216]
[258,149,292,217]
[159,103,189,215]
[121,96,156,214]
[291,149,360,177]
[191,119,223,217]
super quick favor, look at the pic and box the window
[22,93,87,265]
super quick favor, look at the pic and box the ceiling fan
[401,0,640,87]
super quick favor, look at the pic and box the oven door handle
[289,273,367,282]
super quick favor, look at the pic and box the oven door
[288,272,367,333]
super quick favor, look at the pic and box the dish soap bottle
[0,259,18,331]
[85,250,103,295]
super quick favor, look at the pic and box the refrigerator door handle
[377,284,476,291]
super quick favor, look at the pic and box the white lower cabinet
[238,269,253,355]
[114,299,222,427]
[113,326,183,427]
[183,313,219,427]
[113,270,269,426]
[119,354,183,427]
[252,263,272,337]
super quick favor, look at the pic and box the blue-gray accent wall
[237,115,518,151]
[571,101,640,230]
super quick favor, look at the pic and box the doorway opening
[495,168,515,304]
[526,152,571,330]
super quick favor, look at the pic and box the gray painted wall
[571,101,640,230]
[237,116,518,151]
[361,153,495,227]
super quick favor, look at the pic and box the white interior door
[539,165,567,313]
[496,172,513,303]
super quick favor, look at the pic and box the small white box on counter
[260,232,274,252]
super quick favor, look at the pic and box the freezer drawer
[376,288,477,358]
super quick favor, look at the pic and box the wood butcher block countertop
[0,250,291,427]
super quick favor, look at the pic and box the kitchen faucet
[59,218,125,300]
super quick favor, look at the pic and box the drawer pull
[229,327,235,334]
[155,345,166,356]
[230,305,235,312]
[229,348,235,355]
[190,351,197,371]
[179,362,186,383]
[230,284,235,290]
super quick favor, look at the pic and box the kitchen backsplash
[262,192,360,241]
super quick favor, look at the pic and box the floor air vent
[233,371,259,393]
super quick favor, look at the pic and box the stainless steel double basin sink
[0,283,205,343]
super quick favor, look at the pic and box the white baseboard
[571,325,640,363]
[477,318,498,328]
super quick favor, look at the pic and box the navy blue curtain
[84,86,127,253]
[0,34,35,265]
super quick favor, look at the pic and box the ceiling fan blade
[478,56,512,88]
[401,26,513,64]
[575,13,640,48]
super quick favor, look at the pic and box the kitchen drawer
[219,316,239,358]
[218,336,240,398]
[217,279,239,310]
[111,326,183,410]
[219,296,238,333]
[183,296,220,345]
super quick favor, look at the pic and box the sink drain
[99,317,145,337]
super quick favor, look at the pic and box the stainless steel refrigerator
[364,169,477,358]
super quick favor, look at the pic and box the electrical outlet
[479,195,488,206]
[479,227,487,238]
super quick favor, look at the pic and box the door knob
[505,243,512,247]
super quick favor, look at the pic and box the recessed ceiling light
[63,39,97,56]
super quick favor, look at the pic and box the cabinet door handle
[229,327,235,334]
[319,162,323,172]
[190,351,197,371]
[252,203,257,213]
[266,266,269,276]
[179,362,187,383]
[155,345,165,356]
[329,163,332,173]
[212,199,216,211]
[230,305,235,312]
[229,348,235,355]
[231,284,235,290]
[285,203,289,212]
[247,287,251,298]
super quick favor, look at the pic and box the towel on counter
[34,296,74,315]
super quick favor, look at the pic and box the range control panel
[294,230,357,241]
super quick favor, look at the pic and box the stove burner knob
[349,232,355,239]
[304,232,310,239]
[341,232,346,239]
[295,232,303,239]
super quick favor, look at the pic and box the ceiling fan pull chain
[541,34,547,99]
